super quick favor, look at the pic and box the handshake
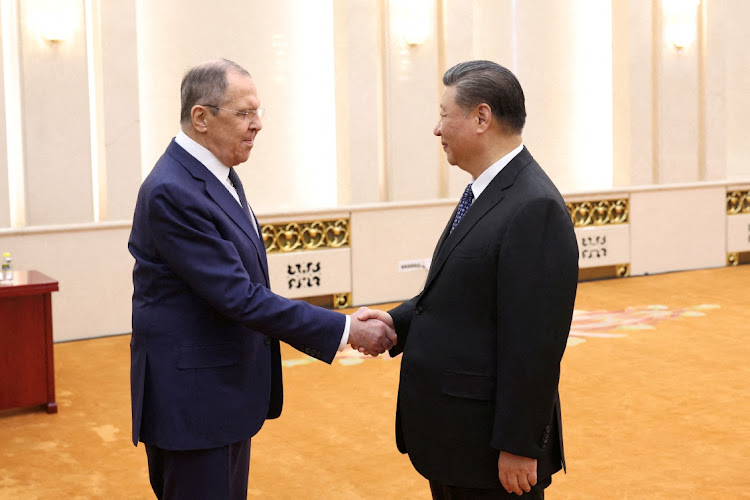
[347,307,396,357]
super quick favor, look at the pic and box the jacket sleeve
[388,295,419,357]
[147,180,344,363]
[490,196,578,458]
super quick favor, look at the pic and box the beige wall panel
[383,0,441,202]
[724,0,750,180]
[0,6,9,228]
[137,0,338,214]
[727,214,750,253]
[702,0,727,182]
[19,0,93,225]
[515,0,613,193]
[613,0,655,187]
[101,0,141,221]
[629,186,726,275]
[333,0,382,205]
[656,41,699,184]
[350,202,454,305]
[0,225,133,341]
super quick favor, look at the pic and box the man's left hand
[498,451,537,495]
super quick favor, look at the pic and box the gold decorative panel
[727,252,739,266]
[726,191,750,215]
[578,263,630,281]
[333,292,352,309]
[566,199,629,227]
[261,219,350,253]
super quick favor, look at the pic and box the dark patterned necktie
[228,167,260,237]
[227,167,251,218]
[450,183,474,233]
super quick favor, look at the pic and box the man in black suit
[357,60,578,498]
[129,59,395,499]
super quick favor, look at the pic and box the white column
[99,0,142,221]
[515,0,613,193]
[19,0,94,225]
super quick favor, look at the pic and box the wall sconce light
[30,0,78,44]
[393,0,430,47]
[663,0,700,50]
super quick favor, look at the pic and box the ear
[191,105,209,133]
[475,103,492,133]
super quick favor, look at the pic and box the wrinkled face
[203,72,263,167]
[433,86,475,168]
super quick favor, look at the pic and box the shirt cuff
[338,315,350,351]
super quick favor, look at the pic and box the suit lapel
[423,147,533,292]
[166,140,270,286]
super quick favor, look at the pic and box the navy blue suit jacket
[129,139,345,450]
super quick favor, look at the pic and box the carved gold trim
[726,191,750,215]
[578,263,630,281]
[727,252,739,266]
[261,219,350,253]
[333,292,352,309]
[616,263,630,277]
[566,199,629,227]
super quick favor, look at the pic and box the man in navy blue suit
[128,58,395,499]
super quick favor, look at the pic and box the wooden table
[0,270,59,413]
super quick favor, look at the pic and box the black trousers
[145,439,251,500]
[429,478,549,500]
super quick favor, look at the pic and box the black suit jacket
[389,147,578,488]
[128,140,345,450]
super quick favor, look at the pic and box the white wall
[1,0,750,342]
[136,0,339,214]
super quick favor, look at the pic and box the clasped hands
[347,307,395,356]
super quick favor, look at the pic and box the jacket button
[264,337,271,345]
[545,424,552,433]
[416,306,423,315]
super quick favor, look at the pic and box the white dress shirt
[469,142,524,202]
[174,131,350,350]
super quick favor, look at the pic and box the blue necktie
[450,183,474,233]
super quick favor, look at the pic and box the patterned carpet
[1,266,749,499]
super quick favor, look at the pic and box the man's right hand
[348,311,396,356]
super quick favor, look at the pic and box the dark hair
[180,58,251,125]
[442,60,526,134]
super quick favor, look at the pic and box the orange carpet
[1,266,749,499]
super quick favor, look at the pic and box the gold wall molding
[261,219,350,253]
[727,252,750,266]
[578,263,630,281]
[726,191,750,215]
[333,292,352,309]
[727,252,739,266]
[566,199,629,227]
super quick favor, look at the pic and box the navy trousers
[145,439,251,499]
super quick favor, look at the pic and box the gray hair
[443,60,526,134]
[180,58,251,125]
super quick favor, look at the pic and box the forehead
[440,86,457,108]
[224,72,258,105]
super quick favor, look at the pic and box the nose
[433,121,441,136]
[249,115,262,132]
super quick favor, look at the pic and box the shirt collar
[470,143,524,201]
[175,130,232,184]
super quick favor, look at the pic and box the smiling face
[433,86,476,170]
[202,71,262,167]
